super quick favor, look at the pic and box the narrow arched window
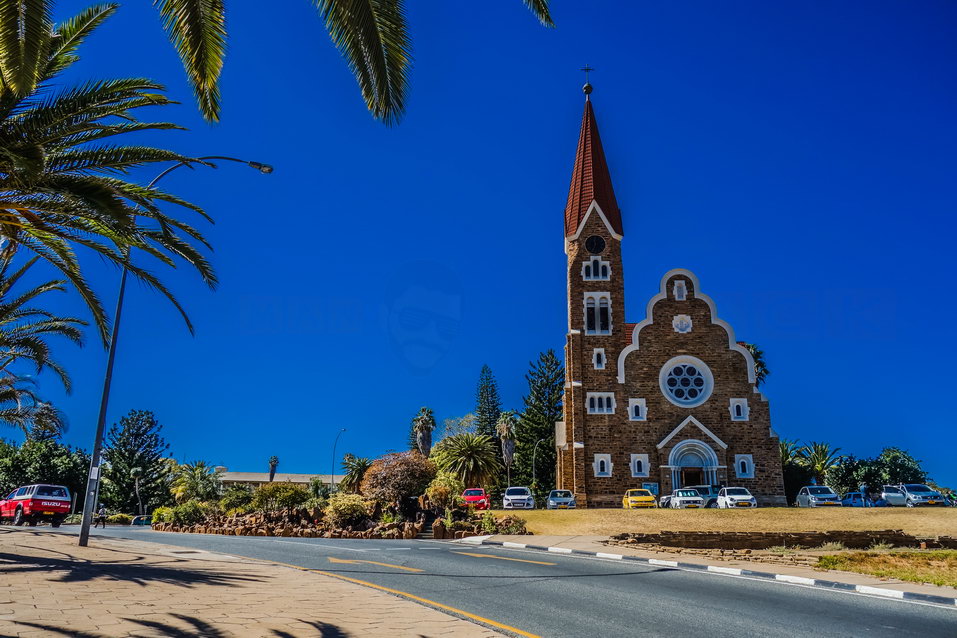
[601,264,609,278]
[635,459,643,474]
[584,263,592,278]
[599,460,607,473]
[589,396,596,411]
[740,460,747,474]
[586,297,596,333]
[735,404,743,418]
[598,298,610,333]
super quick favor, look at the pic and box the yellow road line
[267,558,541,638]
[453,551,556,566]
[327,556,423,572]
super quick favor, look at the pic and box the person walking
[94,505,107,529]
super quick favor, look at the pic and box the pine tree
[513,350,564,499]
[474,364,502,440]
[101,410,172,514]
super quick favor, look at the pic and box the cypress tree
[474,364,502,440]
[513,350,564,498]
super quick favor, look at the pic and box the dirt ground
[493,507,957,537]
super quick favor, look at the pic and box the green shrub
[251,482,311,511]
[171,500,204,525]
[219,484,254,511]
[63,513,82,524]
[497,515,527,535]
[379,511,403,524]
[152,506,174,523]
[106,513,133,525]
[323,493,369,528]
[425,471,465,510]
[481,511,497,534]
[304,496,328,512]
[225,505,252,517]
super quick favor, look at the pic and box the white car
[502,486,535,509]
[717,487,757,509]
[796,485,842,507]
[880,484,946,507]
[669,489,705,509]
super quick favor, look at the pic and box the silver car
[503,486,535,510]
[881,484,946,507]
[546,489,576,509]
[796,485,842,507]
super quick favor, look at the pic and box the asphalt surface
[27,527,957,637]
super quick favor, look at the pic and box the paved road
[32,527,957,637]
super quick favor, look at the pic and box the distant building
[215,467,344,489]
[554,86,786,507]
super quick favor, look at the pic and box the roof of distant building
[217,470,344,485]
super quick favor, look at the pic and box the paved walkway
[0,529,503,637]
[485,534,957,599]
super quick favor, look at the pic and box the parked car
[0,484,71,527]
[687,484,722,508]
[796,485,841,507]
[841,492,870,507]
[502,486,535,510]
[716,487,757,508]
[461,488,491,510]
[669,489,705,509]
[131,515,153,526]
[880,484,946,507]
[546,490,576,509]
[622,489,657,509]
[659,494,672,508]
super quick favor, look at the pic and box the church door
[680,468,704,487]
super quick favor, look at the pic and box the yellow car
[622,489,658,509]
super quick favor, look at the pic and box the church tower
[555,84,786,507]
[557,84,627,504]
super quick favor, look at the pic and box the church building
[555,85,787,507]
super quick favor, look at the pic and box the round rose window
[660,357,713,407]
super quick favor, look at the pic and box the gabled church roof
[564,94,623,238]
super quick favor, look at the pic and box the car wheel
[906,502,914,508]
[27,519,37,527]
[707,501,718,509]
[12,507,24,526]
[51,519,62,528]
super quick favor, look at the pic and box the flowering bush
[360,451,436,504]
[323,493,370,528]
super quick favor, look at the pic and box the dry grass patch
[492,507,957,537]
[817,550,957,588]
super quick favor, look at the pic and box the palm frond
[521,0,554,26]
[0,0,52,95]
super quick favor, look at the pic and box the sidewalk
[0,529,503,638]
[475,534,957,603]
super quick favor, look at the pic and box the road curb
[460,538,957,607]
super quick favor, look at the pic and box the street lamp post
[78,156,273,547]
[532,437,547,500]
[331,428,347,492]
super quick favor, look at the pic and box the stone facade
[555,95,786,507]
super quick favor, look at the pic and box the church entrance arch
[669,440,719,488]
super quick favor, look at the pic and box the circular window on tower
[659,356,713,408]
[584,235,606,254]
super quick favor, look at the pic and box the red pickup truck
[0,484,72,527]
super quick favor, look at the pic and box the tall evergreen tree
[513,350,564,498]
[474,364,502,440]
[101,410,172,514]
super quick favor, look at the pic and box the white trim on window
[593,454,613,477]
[630,454,649,478]
[673,279,688,301]
[730,398,750,421]
[582,256,611,281]
[593,348,606,370]
[584,292,612,335]
[659,355,714,408]
[586,392,616,414]
[735,454,755,479]
[628,398,647,421]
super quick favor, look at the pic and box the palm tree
[0,377,64,434]
[340,453,372,493]
[268,455,279,482]
[170,461,222,503]
[411,406,436,456]
[431,433,501,489]
[130,467,143,515]
[0,3,216,341]
[802,442,843,484]
[779,439,803,467]
[739,342,770,388]
[496,410,518,485]
[0,256,85,391]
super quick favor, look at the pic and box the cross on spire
[580,65,594,97]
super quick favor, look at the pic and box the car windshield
[808,487,834,495]
[676,490,699,498]
[905,484,933,493]
[550,491,572,498]
[627,490,651,497]
[35,486,68,497]
[505,488,529,496]
[463,490,484,497]
[726,488,750,496]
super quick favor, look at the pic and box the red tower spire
[563,92,623,238]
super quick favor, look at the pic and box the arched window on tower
[585,297,596,333]
[582,257,611,281]
[740,460,747,474]
[598,298,610,333]
[584,293,611,335]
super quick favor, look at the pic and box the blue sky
[15,2,957,485]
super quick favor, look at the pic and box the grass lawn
[818,551,957,588]
[491,507,957,537]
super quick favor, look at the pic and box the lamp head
[248,161,274,174]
